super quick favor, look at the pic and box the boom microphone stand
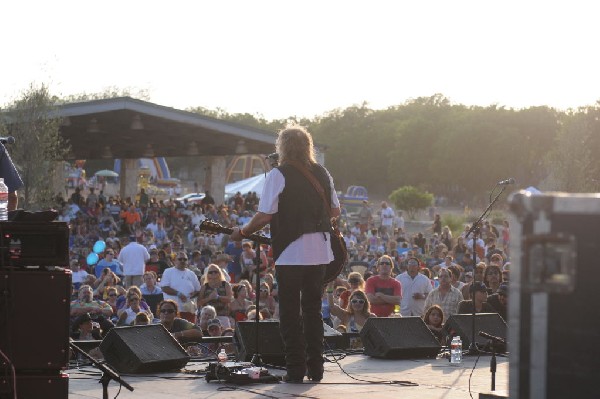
[464,183,509,355]
[69,342,133,399]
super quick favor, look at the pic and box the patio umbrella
[94,169,119,178]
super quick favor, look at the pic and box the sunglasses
[379,261,392,266]
[348,278,360,284]
[108,293,117,297]
[207,270,219,274]
[351,299,366,304]
[106,253,114,255]
[160,309,176,314]
[178,258,188,261]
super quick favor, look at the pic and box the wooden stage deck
[68,352,508,399]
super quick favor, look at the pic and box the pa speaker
[0,372,69,399]
[100,325,189,373]
[444,313,507,349]
[360,317,441,359]
[235,320,286,366]
[0,270,71,372]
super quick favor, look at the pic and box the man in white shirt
[379,201,395,234]
[117,236,150,288]
[160,252,201,323]
[396,258,432,317]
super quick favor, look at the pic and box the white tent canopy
[225,174,267,197]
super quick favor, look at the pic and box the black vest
[271,163,332,261]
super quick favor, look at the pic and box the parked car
[175,192,205,204]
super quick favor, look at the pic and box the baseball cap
[207,318,221,328]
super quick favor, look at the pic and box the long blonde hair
[202,263,226,285]
[276,125,316,166]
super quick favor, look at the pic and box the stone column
[119,159,139,201]
[204,156,227,205]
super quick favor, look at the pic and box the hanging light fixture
[235,139,248,154]
[187,141,200,156]
[142,144,155,158]
[101,146,113,159]
[87,118,100,133]
[130,114,144,130]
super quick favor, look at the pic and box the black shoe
[282,374,304,384]
[306,367,323,382]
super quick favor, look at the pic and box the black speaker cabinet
[235,320,286,366]
[444,313,507,350]
[360,317,441,359]
[0,372,68,399]
[0,270,71,372]
[100,325,189,373]
[509,192,600,398]
[0,221,69,267]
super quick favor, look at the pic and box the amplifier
[0,221,69,267]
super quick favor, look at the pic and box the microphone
[497,178,515,185]
[0,136,15,145]
[478,331,506,344]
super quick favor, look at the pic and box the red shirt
[364,275,402,317]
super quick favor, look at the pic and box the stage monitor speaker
[360,317,441,359]
[0,270,71,372]
[444,313,507,350]
[0,372,69,399]
[100,325,189,373]
[235,320,286,366]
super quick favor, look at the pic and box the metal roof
[54,97,279,160]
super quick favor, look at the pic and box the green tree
[389,186,433,220]
[0,84,70,209]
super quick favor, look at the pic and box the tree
[389,186,433,220]
[0,84,70,209]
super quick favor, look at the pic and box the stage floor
[68,352,508,399]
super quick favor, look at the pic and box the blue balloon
[86,252,99,266]
[93,240,106,254]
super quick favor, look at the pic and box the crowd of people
[65,182,509,357]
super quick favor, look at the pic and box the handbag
[287,161,348,284]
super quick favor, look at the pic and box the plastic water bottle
[450,336,462,364]
[218,348,227,363]
[0,178,8,221]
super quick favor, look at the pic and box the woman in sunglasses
[198,264,233,328]
[327,282,376,333]
[158,299,203,343]
[338,272,365,309]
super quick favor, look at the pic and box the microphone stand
[464,185,508,355]
[69,341,134,399]
[251,241,263,366]
[490,340,497,391]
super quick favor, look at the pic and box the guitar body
[325,225,348,284]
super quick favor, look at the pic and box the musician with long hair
[231,125,340,383]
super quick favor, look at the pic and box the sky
[1,1,599,120]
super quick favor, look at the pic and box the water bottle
[0,178,8,221]
[450,336,462,364]
[218,348,228,363]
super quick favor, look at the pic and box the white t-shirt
[117,242,150,276]
[258,167,340,265]
[160,267,201,308]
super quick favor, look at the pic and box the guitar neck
[199,221,271,245]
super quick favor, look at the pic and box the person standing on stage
[0,142,23,211]
[231,125,341,383]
